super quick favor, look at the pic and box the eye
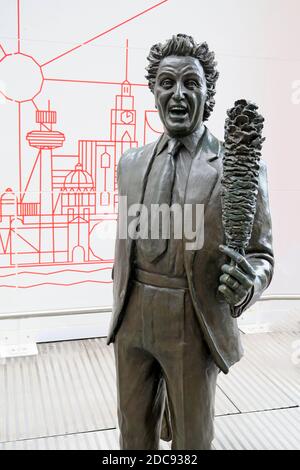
[160,78,174,89]
[185,79,200,89]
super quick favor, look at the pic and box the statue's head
[146,34,219,137]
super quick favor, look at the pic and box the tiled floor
[0,317,299,450]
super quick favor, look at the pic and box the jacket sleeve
[111,147,133,284]
[232,159,274,317]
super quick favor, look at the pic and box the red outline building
[0,77,141,267]
[0,1,167,285]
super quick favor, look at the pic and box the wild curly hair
[145,34,219,121]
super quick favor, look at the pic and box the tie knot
[167,138,181,157]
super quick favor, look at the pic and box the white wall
[0,0,299,340]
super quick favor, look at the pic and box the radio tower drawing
[26,104,65,263]
[0,0,167,288]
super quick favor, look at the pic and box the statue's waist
[133,268,188,290]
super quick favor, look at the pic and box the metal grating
[0,429,119,450]
[0,339,117,442]
[2,408,300,450]
[241,332,300,404]
[215,386,240,416]
[214,407,300,450]
[0,317,299,450]
[0,338,239,443]
[218,330,300,412]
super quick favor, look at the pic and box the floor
[0,315,299,450]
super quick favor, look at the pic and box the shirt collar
[156,125,206,157]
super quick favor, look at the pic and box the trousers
[113,277,219,450]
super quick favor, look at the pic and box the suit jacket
[107,126,274,374]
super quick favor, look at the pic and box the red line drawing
[125,39,129,81]
[18,102,22,194]
[0,1,165,288]
[44,78,148,88]
[0,44,6,56]
[0,230,11,254]
[0,53,44,103]
[143,110,163,145]
[11,228,40,252]
[17,0,21,53]
[40,0,169,68]
[0,280,113,289]
[32,99,39,110]
[0,266,113,278]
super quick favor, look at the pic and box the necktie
[139,138,182,263]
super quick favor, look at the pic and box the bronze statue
[107,34,274,450]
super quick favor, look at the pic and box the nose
[173,81,184,101]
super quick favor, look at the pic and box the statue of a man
[107,34,274,450]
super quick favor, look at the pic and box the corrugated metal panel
[218,330,300,412]
[218,363,297,412]
[214,408,300,450]
[215,386,240,416]
[0,337,239,443]
[241,332,300,404]
[0,429,119,450]
[2,408,300,450]
[0,339,117,443]
[0,324,299,450]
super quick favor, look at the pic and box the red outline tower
[26,104,65,262]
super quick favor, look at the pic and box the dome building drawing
[61,163,96,218]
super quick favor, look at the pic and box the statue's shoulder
[116,140,159,187]
[118,140,158,169]
[203,127,224,174]
[203,126,223,155]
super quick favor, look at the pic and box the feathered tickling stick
[221,99,265,315]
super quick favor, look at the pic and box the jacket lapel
[184,127,221,267]
[126,134,165,257]
[125,128,221,264]
[184,126,220,207]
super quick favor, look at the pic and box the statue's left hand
[218,244,256,306]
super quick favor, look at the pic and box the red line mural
[0,1,166,288]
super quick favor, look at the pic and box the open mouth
[169,106,188,118]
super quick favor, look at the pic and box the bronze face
[154,55,207,137]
